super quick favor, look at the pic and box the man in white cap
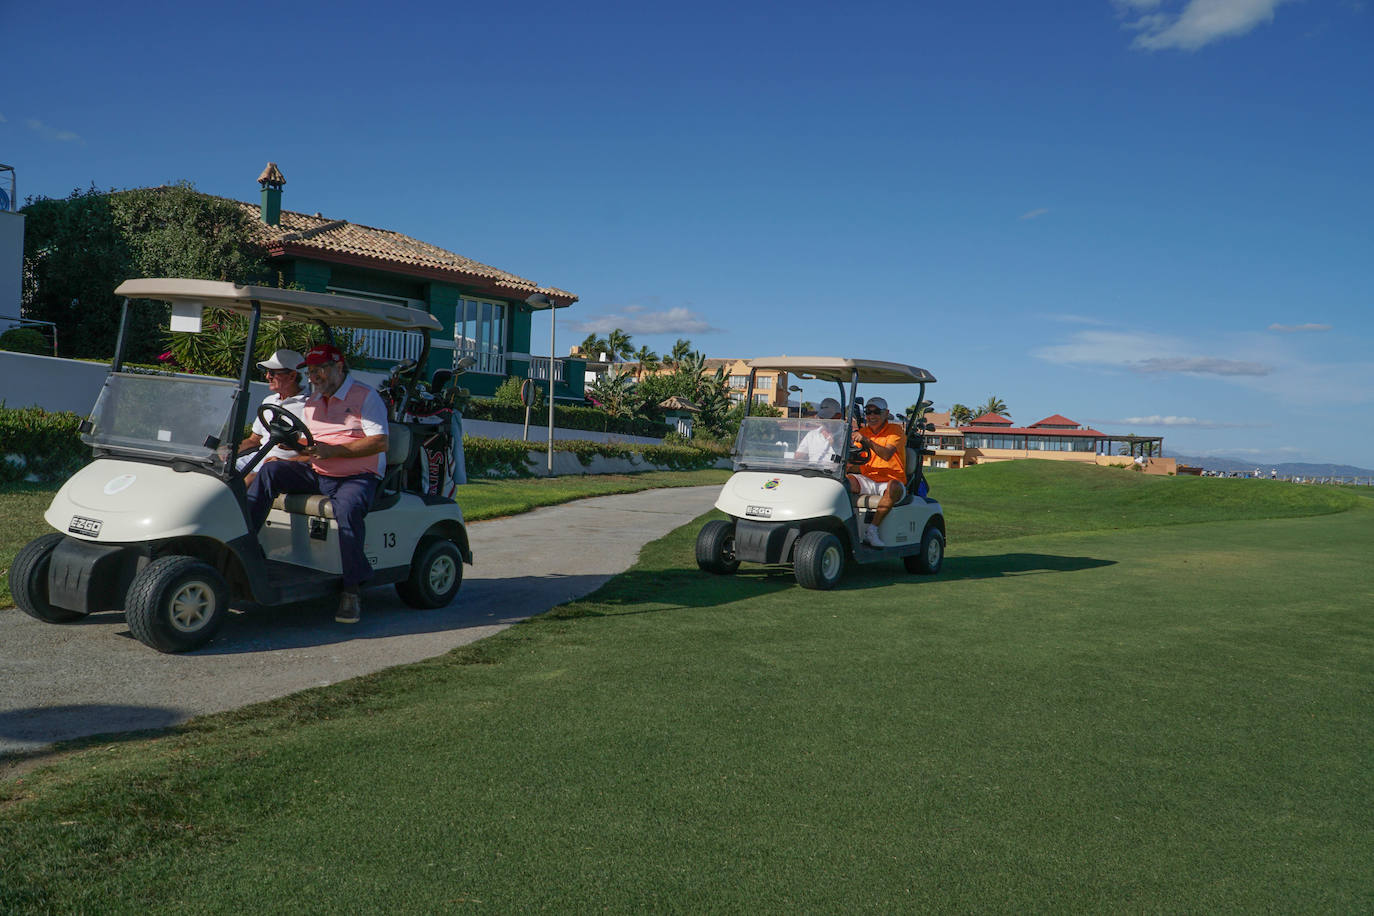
[847,396,906,547]
[794,398,844,464]
[235,348,308,477]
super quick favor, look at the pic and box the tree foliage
[976,396,1009,419]
[21,182,269,363]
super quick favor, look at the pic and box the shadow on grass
[937,552,1117,581]
[0,704,187,759]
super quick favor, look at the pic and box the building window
[755,376,773,390]
[729,375,749,388]
[752,391,769,404]
[456,297,507,375]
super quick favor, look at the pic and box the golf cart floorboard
[261,560,349,605]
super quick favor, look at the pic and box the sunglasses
[264,369,295,377]
[864,407,883,414]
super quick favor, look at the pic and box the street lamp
[524,292,559,474]
[789,385,803,419]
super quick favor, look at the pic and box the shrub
[492,376,544,409]
[0,327,51,356]
[464,399,671,439]
[0,405,89,484]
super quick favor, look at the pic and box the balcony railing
[350,328,423,363]
[456,347,505,376]
[527,356,565,384]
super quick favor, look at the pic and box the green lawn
[2,463,1371,912]
[0,470,729,609]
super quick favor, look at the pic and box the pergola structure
[1099,434,1165,457]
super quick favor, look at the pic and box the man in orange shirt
[848,397,906,547]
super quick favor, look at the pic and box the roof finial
[258,162,286,189]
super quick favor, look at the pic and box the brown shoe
[336,588,362,624]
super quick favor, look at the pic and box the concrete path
[0,485,720,756]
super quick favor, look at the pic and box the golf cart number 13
[381,532,396,548]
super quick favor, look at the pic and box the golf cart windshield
[733,416,848,476]
[82,372,239,468]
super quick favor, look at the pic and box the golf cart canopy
[746,356,936,385]
[114,279,442,333]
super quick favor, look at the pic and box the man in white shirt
[235,349,308,478]
[794,398,843,464]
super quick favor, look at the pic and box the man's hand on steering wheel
[257,403,315,453]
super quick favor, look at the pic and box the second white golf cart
[10,279,473,652]
[696,357,945,589]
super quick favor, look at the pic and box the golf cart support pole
[224,301,263,482]
[110,299,132,373]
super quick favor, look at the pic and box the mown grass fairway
[2,463,1370,912]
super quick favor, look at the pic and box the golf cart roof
[747,356,936,385]
[114,278,443,332]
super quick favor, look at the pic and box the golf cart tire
[12,533,87,623]
[794,531,844,590]
[396,537,463,608]
[903,527,945,575]
[695,520,740,575]
[125,556,229,653]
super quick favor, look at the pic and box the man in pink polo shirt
[245,344,390,623]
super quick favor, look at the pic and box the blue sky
[5,0,1371,466]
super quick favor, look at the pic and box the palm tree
[976,396,1009,420]
[949,403,973,427]
[633,345,660,379]
[606,328,634,363]
[668,338,693,370]
[579,332,609,360]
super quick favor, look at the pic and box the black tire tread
[125,556,228,653]
[12,533,85,623]
[396,537,463,608]
[695,520,740,575]
[794,530,842,590]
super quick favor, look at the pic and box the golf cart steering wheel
[849,441,872,466]
[257,403,314,453]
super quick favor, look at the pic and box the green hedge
[0,406,722,486]
[462,436,726,479]
[464,399,672,439]
[0,405,89,484]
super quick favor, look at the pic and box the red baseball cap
[298,344,344,368]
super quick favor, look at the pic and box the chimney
[257,162,286,226]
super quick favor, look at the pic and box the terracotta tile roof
[1030,414,1080,428]
[969,412,1012,426]
[236,202,576,301]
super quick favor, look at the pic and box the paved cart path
[0,485,720,756]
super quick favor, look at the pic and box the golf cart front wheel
[695,520,740,575]
[12,533,87,623]
[794,531,844,590]
[903,527,945,575]
[126,556,229,653]
[397,537,464,608]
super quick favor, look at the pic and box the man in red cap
[245,343,390,623]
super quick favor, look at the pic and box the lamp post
[524,292,558,474]
[789,385,802,419]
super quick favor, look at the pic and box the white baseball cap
[866,396,888,412]
[816,398,841,419]
[258,348,305,371]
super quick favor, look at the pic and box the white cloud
[27,119,83,143]
[1019,208,1049,221]
[568,305,720,337]
[1100,415,1267,428]
[0,112,7,122]
[1268,322,1331,333]
[1115,0,1294,51]
[1032,329,1273,376]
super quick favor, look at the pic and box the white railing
[457,347,505,376]
[527,356,565,383]
[349,328,423,363]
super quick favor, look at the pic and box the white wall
[0,352,664,445]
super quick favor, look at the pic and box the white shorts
[849,475,904,500]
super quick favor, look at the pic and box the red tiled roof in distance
[1030,414,1080,428]
[969,413,1012,426]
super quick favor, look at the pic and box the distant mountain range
[1169,455,1374,478]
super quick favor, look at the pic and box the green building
[248,163,583,401]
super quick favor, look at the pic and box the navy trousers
[247,461,380,588]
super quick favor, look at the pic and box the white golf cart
[696,357,945,589]
[10,279,473,652]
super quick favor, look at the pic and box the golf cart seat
[853,446,921,510]
[270,423,415,518]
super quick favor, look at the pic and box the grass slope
[1,465,1370,912]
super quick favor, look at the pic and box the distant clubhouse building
[927,412,1176,475]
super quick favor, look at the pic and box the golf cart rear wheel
[397,537,463,608]
[695,520,740,575]
[903,527,945,575]
[12,533,87,623]
[794,531,844,590]
[126,556,229,653]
